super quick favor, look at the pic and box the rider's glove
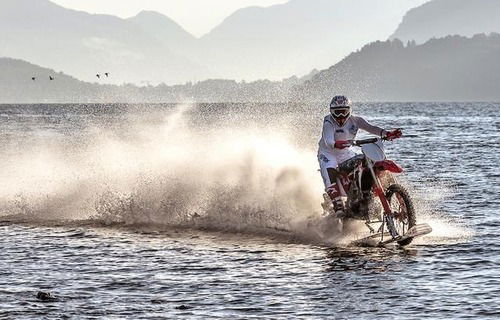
[385,129,402,141]
[334,140,351,149]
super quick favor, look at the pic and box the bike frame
[332,136,431,246]
[353,138,403,239]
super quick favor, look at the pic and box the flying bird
[104,73,109,77]
[49,76,54,80]
[31,77,36,81]
[96,74,100,79]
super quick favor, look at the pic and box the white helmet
[329,95,351,126]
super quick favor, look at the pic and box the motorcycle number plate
[361,140,386,162]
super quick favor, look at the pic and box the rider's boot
[321,193,333,213]
[327,184,346,219]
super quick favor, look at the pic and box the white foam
[401,178,474,244]
[0,104,327,236]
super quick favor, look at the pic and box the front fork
[366,160,398,239]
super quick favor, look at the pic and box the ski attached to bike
[353,223,432,247]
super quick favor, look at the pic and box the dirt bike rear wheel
[385,184,417,246]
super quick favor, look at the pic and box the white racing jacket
[318,114,387,164]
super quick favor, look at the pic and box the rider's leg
[318,153,345,217]
[326,168,346,217]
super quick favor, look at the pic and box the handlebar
[349,130,416,147]
[351,138,383,146]
[351,135,416,146]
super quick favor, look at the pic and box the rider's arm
[322,118,336,149]
[355,117,387,137]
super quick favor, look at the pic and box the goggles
[330,108,350,118]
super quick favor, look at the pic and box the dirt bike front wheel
[385,184,417,246]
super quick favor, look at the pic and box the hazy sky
[50,0,289,37]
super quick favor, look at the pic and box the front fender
[374,160,404,174]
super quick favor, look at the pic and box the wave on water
[0,103,472,246]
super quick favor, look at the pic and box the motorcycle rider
[318,95,402,217]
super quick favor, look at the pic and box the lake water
[0,102,498,319]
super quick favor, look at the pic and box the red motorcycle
[322,137,432,246]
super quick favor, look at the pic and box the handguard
[385,129,403,140]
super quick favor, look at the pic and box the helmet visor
[331,107,350,118]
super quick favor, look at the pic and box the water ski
[353,223,432,247]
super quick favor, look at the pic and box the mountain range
[0,0,210,85]
[196,0,428,81]
[391,0,500,43]
[296,33,500,102]
[0,0,426,84]
[2,33,500,103]
[2,0,500,102]
[0,58,100,104]
[0,57,317,103]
